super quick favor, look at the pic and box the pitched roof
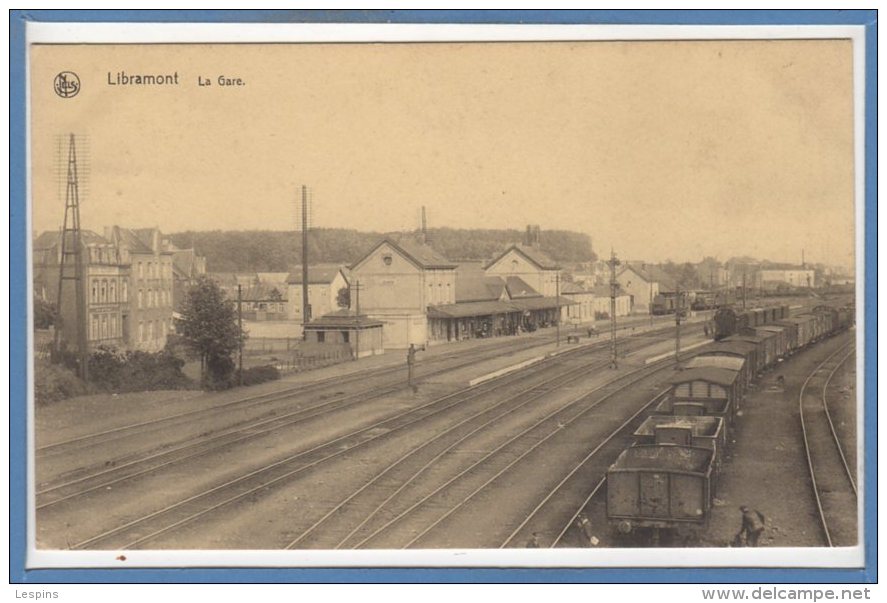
[619,263,679,290]
[509,295,576,311]
[455,276,508,303]
[486,243,560,271]
[560,282,587,294]
[171,248,194,275]
[504,276,541,299]
[427,300,519,319]
[241,283,286,301]
[393,237,457,269]
[286,264,346,285]
[305,309,384,329]
[107,226,154,254]
[591,284,627,297]
[352,237,456,271]
[33,230,110,250]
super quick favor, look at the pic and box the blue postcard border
[8,9,878,584]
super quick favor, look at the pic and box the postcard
[19,18,869,572]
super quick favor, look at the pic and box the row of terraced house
[33,226,206,353]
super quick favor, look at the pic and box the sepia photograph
[20,18,867,571]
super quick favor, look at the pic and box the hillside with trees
[168,228,596,273]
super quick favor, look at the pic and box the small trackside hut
[303,310,384,358]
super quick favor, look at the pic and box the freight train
[711,304,794,341]
[605,303,853,542]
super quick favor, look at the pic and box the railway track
[342,357,689,549]
[36,332,561,459]
[62,340,622,549]
[799,339,858,547]
[39,324,689,511]
[61,327,700,550]
[283,356,625,549]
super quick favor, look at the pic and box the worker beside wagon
[735,505,766,547]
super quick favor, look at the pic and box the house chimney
[421,206,428,245]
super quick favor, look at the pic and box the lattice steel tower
[53,134,89,381]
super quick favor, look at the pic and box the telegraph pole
[608,249,621,369]
[649,280,654,327]
[300,185,311,339]
[237,284,243,385]
[555,271,560,347]
[54,134,89,381]
[675,283,683,364]
[353,279,362,360]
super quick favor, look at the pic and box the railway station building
[425,245,575,344]
[350,237,457,349]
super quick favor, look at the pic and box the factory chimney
[420,206,428,245]
[525,224,541,247]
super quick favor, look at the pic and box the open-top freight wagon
[607,445,717,541]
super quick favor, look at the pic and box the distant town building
[240,283,288,320]
[561,282,595,324]
[756,268,816,290]
[33,225,188,353]
[33,230,129,350]
[591,285,631,318]
[616,264,677,313]
[285,264,350,323]
[168,246,207,311]
[103,226,175,352]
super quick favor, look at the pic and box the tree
[33,297,57,329]
[336,286,351,310]
[176,276,246,389]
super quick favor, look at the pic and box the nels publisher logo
[54,71,80,98]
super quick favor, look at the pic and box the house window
[122,281,128,302]
[91,280,98,303]
[138,290,143,308]
[100,280,107,302]
[109,281,116,302]
[138,262,144,278]
[138,321,144,342]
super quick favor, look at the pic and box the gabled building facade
[350,238,456,348]
[485,244,561,297]
[285,264,350,323]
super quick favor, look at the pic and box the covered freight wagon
[777,316,816,349]
[667,366,743,415]
[755,325,789,360]
[607,445,716,537]
[682,354,748,398]
[702,341,758,386]
[725,333,772,373]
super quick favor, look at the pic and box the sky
[30,40,855,267]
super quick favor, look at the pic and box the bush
[204,354,236,390]
[234,364,281,387]
[34,359,91,405]
[88,345,194,393]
